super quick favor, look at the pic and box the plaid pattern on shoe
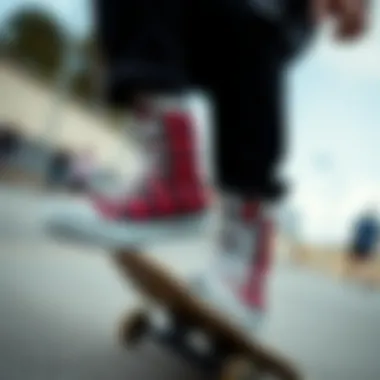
[93,110,209,221]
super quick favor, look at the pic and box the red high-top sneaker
[190,197,273,332]
[240,213,273,311]
[44,97,212,248]
[93,111,209,220]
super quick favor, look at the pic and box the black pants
[94,0,313,200]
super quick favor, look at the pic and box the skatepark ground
[1,185,380,380]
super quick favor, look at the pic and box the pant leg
[94,0,189,106]
[193,0,312,200]
[94,0,312,200]
[213,57,286,200]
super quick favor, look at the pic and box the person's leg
[44,0,213,246]
[192,0,312,332]
[94,0,189,106]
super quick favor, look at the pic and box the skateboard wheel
[119,309,149,347]
[220,356,258,380]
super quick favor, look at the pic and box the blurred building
[0,60,142,179]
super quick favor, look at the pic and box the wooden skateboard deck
[114,249,302,380]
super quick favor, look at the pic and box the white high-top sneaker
[191,195,274,334]
[43,93,214,248]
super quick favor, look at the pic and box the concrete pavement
[1,185,380,380]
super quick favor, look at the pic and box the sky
[287,5,380,244]
[0,0,380,245]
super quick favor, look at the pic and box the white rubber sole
[43,198,212,249]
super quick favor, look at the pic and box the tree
[4,8,67,79]
[71,36,99,102]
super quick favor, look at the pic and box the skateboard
[114,249,302,379]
